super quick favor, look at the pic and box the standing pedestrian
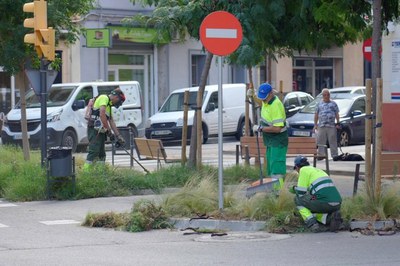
[253,82,288,189]
[291,155,343,232]
[83,88,126,170]
[314,88,341,160]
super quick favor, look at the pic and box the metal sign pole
[40,59,47,167]
[218,56,224,210]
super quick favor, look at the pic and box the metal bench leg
[236,145,239,165]
[353,163,361,196]
[245,146,250,165]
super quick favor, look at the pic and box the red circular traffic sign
[200,11,243,56]
[363,38,382,62]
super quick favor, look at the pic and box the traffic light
[23,0,55,61]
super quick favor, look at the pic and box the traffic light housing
[23,0,55,61]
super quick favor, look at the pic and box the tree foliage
[0,0,95,74]
[129,0,374,65]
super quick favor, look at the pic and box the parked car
[1,81,145,152]
[145,83,250,143]
[282,91,314,118]
[318,86,366,96]
[287,93,366,146]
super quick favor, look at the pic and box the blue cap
[257,83,272,100]
[294,155,308,169]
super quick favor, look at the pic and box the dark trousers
[86,127,106,162]
[295,194,340,214]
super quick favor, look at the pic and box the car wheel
[128,125,138,138]
[339,130,350,147]
[126,125,138,145]
[62,129,77,152]
[236,120,245,140]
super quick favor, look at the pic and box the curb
[170,218,266,232]
[170,218,398,233]
[350,220,397,231]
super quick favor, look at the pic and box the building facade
[1,0,365,119]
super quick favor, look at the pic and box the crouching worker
[290,155,343,232]
[83,88,126,170]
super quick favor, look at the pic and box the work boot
[328,211,343,232]
[309,222,329,233]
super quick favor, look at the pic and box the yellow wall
[342,42,364,86]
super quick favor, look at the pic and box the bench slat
[236,136,329,173]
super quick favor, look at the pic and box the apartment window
[191,54,206,86]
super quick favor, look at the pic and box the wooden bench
[133,138,180,169]
[236,136,329,174]
[353,153,400,195]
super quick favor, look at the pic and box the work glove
[117,134,125,145]
[253,125,263,133]
[289,185,297,194]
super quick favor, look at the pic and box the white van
[145,83,250,143]
[1,81,144,152]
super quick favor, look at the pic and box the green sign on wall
[85,28,111,48]
[107,26,168,44]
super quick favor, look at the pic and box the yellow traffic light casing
[23,0,55,61]
[39,27,55,61]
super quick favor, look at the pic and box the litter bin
[48,146,73,177]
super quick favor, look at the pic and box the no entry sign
[200,11,243,56]
[363,38,382,62]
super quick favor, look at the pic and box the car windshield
[159,91,207,112]
[301,97,353,116]
[16,86,77,108]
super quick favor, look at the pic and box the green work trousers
[86,127,106,162]
[266,146,287,176]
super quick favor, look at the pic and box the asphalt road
[1,195,400,266]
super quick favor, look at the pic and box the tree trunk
[20,85,30,161]
[370,0,382,199]
[188,51,213,168]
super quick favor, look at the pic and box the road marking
[0,223,9,228]
[0,203,18,207]
[40,220,81,225]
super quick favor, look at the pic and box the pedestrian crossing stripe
[0,223,9,228]
[0,203,17,207]
[40,220,81,225]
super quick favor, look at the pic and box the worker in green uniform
[84,88,126,170]
[291,155,343,232]
[253,82,288,189]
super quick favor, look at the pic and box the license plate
[13,133,29,140]
[292,130,310,137]
[153,130,171,136]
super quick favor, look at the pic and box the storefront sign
[85,28,111,48]
[107,26,168,44]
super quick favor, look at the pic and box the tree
[128,0,398,168]
[0,0,95,160]
[0,0,94,74]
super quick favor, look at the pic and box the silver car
[287,93,366,146]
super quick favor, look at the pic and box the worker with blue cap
[253,82,288,189]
